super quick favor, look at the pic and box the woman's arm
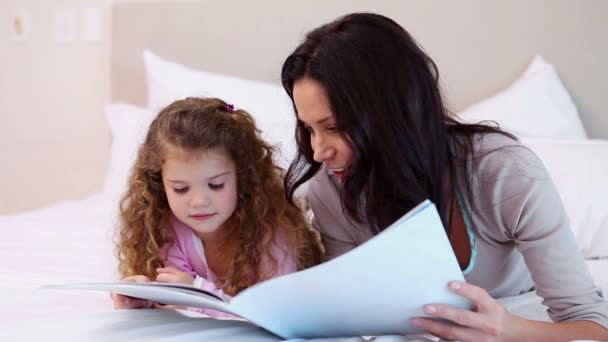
[307,170,365,261]
[412,281,608,342]
[414,142,608,341]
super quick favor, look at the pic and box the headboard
[111,0,608,138]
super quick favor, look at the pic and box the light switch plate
[9,8,32,41]
[81,7,103,42]
[54,7,77,42]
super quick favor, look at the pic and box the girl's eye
[326,125,337,132]
[173,187,189,194]
[209,183,224,190]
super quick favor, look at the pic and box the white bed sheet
[0,194,605,341]
[0,193,118,323]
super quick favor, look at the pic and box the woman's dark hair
[281,12,515,233]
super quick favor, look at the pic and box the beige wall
[1,0,606,214]
[0,0,113,214]
[0,0,187,214]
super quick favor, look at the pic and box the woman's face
[293,77,353,182]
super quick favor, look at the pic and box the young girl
[281,12,608,341]
[111,97,321,316]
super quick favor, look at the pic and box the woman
[281,12,608,342]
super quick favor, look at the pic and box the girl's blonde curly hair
[116,97,321,295]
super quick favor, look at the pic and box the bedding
[0,194,116,324]
[457,56,588,140]
[0,181,605,340]
[145,51,589,143]
[522,138,608,258]
[1,54,606,342]
[144,50,297,169]
[0,169,605,340]
[103,103,155,201]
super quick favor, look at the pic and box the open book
[45,200,471,339]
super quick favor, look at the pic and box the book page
[44,282,234,314]
[228,200,471,339]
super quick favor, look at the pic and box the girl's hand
[156,267,195,285]
[411,281,518,342]
[110,275,155,309]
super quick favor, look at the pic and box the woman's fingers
[422,304,503,336]
[448,281,495,312]
[423,304,485,330]
[412,317,487,342]
[412,281,510,339]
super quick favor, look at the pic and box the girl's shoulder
[169,216,197,243]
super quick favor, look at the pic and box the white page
[229,200,471,338]
[44,200,470,339]
[45,282,233,314]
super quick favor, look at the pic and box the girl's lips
[190,213,216,221]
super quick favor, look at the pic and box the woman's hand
[411,281,518,342]
[110,275,155,309]
[156,267,195,285]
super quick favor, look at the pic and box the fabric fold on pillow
[143,49,297,169]
[103,103,155,201]
[522,138,608,258]
[458,55,587,140]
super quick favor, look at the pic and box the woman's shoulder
[463,133,559,238]
[470,132,545,179]
[307,166,339,201]
[472,132,523,154]
[306,166,345,221]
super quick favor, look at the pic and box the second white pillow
[143,50,297,169]
[458,56,587,140]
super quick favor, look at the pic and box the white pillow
[143,50,297,169]
[458,56,587,140]
[103,103,156,201]
[522,138,608,258]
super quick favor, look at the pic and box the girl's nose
[190,189,210,208]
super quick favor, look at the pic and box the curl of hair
[116,97,321,294]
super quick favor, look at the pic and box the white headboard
[111,0,608,138]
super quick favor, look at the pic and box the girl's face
[162,146,238,241]
[293,77,353,182]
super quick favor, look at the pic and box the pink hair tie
[225,104,235,112]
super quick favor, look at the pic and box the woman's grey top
[307,133,608,328]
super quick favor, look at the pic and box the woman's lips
[330,168,347,182]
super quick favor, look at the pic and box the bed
[1,1,607,341]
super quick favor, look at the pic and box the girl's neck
[197,225,237,280]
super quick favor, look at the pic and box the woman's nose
[312,135,335,163]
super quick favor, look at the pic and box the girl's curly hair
[116,97,321,295]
